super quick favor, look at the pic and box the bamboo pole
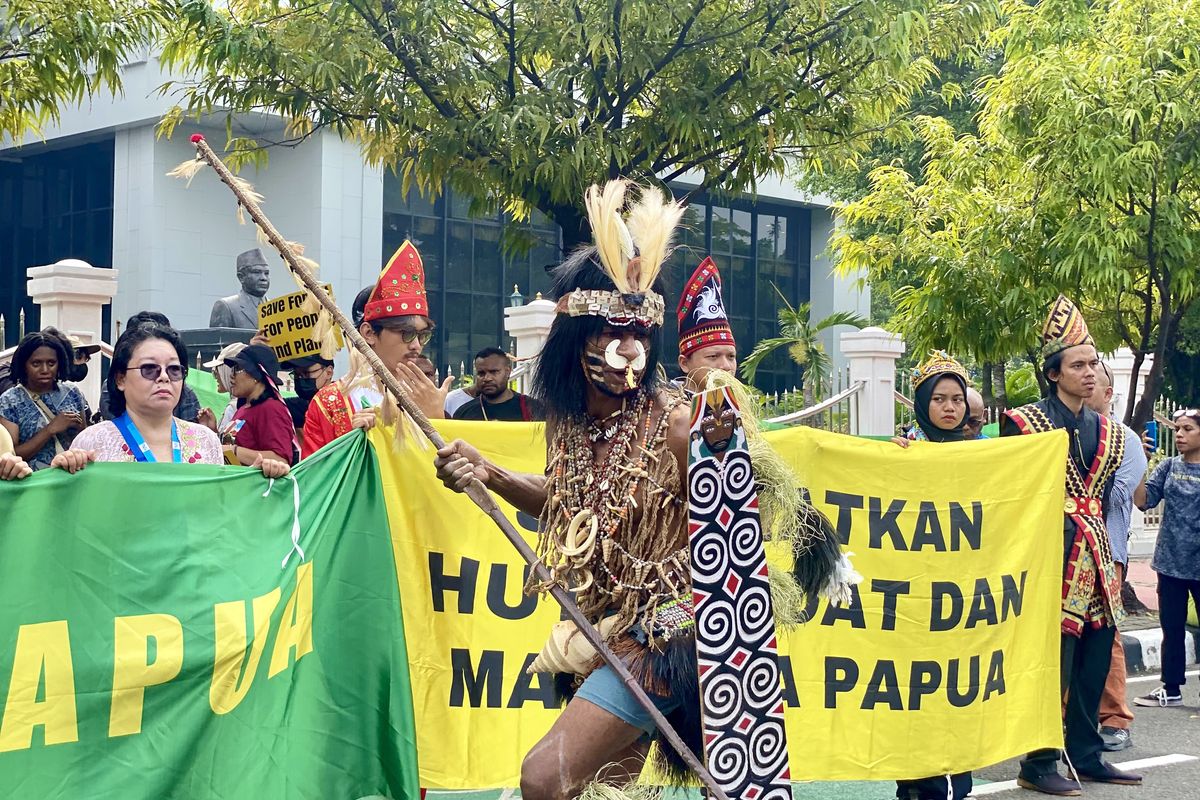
[183,134,726,800]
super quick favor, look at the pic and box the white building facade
[1,57,867,389]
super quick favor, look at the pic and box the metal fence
[761,367,863,433]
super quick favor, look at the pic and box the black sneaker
[1099,725,1132,751]
[1133,686,1183,707]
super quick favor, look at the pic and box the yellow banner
[257,286,342,362]
[374,424,1067,787]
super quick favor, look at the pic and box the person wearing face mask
[674,256,737,393]
[301,242,451,457]
[890,350,975,800]
[283,354,334,449]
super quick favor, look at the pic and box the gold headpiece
[911,350,969,391]
[1041,294,1094,359]
[555,180,685,327]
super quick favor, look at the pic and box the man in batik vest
[675,256,737,391]
[301,241,449,456]
[1002,295,1142,795]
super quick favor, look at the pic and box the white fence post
[502,296,556,394]
[1106,347,1155,422]
[26,259,119,411]
[840,327,905,437]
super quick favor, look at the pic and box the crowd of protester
[1,272,1197,800]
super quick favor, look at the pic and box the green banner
[0,434,419,800]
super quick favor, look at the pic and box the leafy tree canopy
[1,1,168,141]
[832,0,1200,427]
[159,0,996,246]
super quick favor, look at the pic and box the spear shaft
[185,134,726,800]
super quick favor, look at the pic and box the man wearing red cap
[675,256,737,391]
[302,241,450,456]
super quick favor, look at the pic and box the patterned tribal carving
[1041,294,1094,359]
[687,386,791,800]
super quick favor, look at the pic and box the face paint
[583,335,647,398]
[601,339,648,387]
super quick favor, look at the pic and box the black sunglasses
[398,329,433,346]
[129,363,185,382]
[967,416,985,427]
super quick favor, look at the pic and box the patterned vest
[1004,403,1126,635]
[313,383,354,440]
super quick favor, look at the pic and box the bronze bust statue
[209,249,271,329]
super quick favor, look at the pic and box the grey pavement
[427,641,1200,799]
[970,667,1200,799]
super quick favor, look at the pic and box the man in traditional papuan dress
[435,181,845,800]
[675,256,737,393]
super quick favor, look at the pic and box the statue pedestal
[179,328,255,370]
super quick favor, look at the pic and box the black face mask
[293,376,319,399]
[69,363,89,382]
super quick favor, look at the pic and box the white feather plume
[584,181,635,293]
[623,185,686,292]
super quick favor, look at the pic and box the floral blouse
[70,419,223,464]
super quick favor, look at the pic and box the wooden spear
[183,134,727,800]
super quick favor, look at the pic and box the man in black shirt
[453,347,543,421]
[283,354,335,447]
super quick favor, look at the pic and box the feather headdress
[561,180,686,326]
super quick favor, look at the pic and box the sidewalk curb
[1123,625,1200,674]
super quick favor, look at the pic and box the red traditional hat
[677,256,735,357]
[363,240,429,322]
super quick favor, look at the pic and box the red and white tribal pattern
[687,387,791,800]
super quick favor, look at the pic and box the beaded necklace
[532,391,691,643]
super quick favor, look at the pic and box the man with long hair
[434,182,842,799]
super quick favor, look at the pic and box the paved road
[428,667,1199,799]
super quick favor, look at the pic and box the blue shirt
[1105,423,1147,565]
[0,383,90,470]
[1143,456,1200,581]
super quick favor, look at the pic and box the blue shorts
[573,665,682,735]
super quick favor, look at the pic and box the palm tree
[739,286,867,405]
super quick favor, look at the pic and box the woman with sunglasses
[1132,408,1200,709]
[50,325,288,479]
[0,331,91,470]
[221,344,299,466]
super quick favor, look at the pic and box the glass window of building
[381,174,810,391]
[0,140,115,347]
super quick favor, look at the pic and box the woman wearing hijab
[893,350,973,800]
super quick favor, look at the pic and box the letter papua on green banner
[0,435,419,800]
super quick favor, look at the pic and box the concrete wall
[808,208,869,375]
[108,125,382,343]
